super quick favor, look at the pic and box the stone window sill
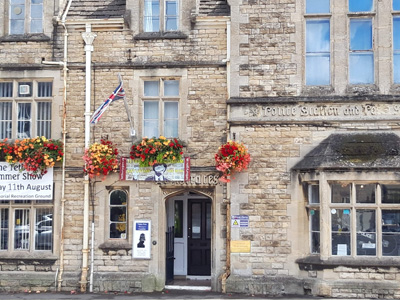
[0,34,50,43]
[134,31,188,40]
[296,255,400,271]
[99,240,132,251]
[0,252,57,264]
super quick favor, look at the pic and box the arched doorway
[165,191,212,285]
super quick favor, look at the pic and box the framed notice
[133,220,151,259]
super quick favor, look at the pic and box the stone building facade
[1,0,400,298]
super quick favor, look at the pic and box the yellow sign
[231,240,251,253]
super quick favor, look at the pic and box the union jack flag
[90,81,125,124]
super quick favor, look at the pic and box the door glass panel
[356,209,376,256]
[191,203,201,239]
[174,200,183,238]
[332,209,351,255]
[206,202,211,239]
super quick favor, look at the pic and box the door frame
[166,191,212,277]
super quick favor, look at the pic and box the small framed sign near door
[133,220,151,259]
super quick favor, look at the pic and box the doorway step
[165,276,211,291]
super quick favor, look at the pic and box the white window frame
[142,78,180,138]
[0,80,53,140]
[143,0,179,32]
[9,0,44,35]
[0,200,53,252]
[109,190,128,240]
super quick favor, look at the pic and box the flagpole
[118,73,135,138]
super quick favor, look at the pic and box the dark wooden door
[187,199,211,275]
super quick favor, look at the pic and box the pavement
[0,290,331,300]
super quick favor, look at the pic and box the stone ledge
[0,253,57,264]
[99,240,132,251]
[297,255,400,271]
[0,34,51,43]
[134,31,188,40]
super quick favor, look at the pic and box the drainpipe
[56,0,72,291]
[81,23,96,293]
[221,19,232,294]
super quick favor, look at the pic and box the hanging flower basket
[83,139,119,179]
[1,137,64,175]
[215,140,251,183]
[130,136,184,168]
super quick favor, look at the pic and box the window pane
[306,0,330,13]
[0,82,13,97]
[306,20,330,53]
[38,82,52,97]
[382,185,400,203]
[14,209,30,250]
[144,81,159,97]
[350,19,372,51]
[356,184,375,203]
[17,103,32,139]
[31,4,42,18]
[109,190,127,239]
[164,80,179,96]
[0,209,9,250]
[349,0,373,12]
[331,183,350,203]
[165,1,178,31]
[110,190,127,205]
[37,102,51,138]
[356,210,376,256]
[10,3,25,19]
[332,209,351,255]
[382,210,400,256]
[18,82,32,97]
[308,185,320,204]
[144,0,160,32]
[144,101,159,119]
[394,53,400,83]
[30,20,42,33]
[306,55,330,85]
[164,102,178,138]
[174,200,183,238]
[10,20,24,35]
[395,0,400,10]
[394,18,400,83]
[349,53,374,84]
[310,210,320,254]
[35,208,52,251]
[0,102,12,140]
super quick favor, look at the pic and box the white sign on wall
[0,162,53,200]
[133,220,151,259]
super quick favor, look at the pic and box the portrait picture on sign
[120,157,190,182]
[133,220,151,259]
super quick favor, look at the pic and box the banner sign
[0,162,53,200]
[133,220,151,259]
[120,157,190,182]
